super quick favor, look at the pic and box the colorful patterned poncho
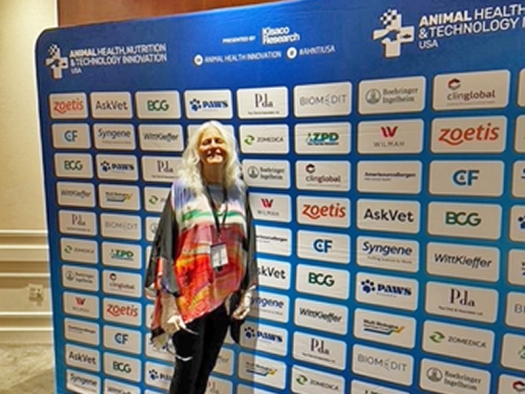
[145,177,257,342]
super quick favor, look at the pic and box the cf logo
[147,99,169,111]
[313,239,332,253]
[112,361,131,373]
[64,160,83,170]
[64,130,77,142]
[308,272,334,287]
[452,169,479,186]
[445,211,481,227]
[114,333,128,344]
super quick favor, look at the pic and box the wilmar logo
[49,93,88,119]
[373,9,414,58]
[431,116,506,153]
[358,119,423,155]
[45,44,69,79]
[433,70,510,110]
[103,298,141,326]
[184,90,232,119]
[297,196,349,228]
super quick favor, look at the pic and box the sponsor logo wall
[37,1,525,393]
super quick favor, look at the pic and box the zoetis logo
[103,298,141,326]
[49,93,88,119]
[431,116,506,153]
[297,196,349,228]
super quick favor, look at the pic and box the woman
[145,120,257,394]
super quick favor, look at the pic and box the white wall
[0,0,56,230]
[0,0,57,342]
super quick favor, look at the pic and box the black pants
[169,304,230,394]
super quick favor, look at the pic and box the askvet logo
[45,44,69,79]
[373,9,414,58]
[360,279,412,296]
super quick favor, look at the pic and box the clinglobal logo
[373,9,414,58]
[45,44,69,79]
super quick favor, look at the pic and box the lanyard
[204,184,228,237]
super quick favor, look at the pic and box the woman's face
[198,127,228,167]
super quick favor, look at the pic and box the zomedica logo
[373,9,414,58]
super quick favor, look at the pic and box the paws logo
[244,326,256,339]
[373,9,414,58]
[100,161,111,172]
[361,279,376,294]
[45,44,69,79]
[149,369,159,381]
[518,216,525,231]
[189,99,202,112]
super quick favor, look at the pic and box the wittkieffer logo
[373,9,414,58]
[45,44,69,79]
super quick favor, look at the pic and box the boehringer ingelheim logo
[373,9,414,58]
[45,44,69,79]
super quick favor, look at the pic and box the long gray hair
[177,121,241,194]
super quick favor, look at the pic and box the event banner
[36,0,525,393]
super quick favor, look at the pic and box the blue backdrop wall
[36,0,525,393]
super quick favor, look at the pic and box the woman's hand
[232,289,253,320]
[160,292,187,335]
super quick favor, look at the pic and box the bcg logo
[313,239,332,253]
[445,211,481,227]
[113,361,131,373]
[147,99,169,111]
[64,160,83,170]
[452,169,479,186]
[308,272,335,287]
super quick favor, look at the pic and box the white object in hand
[160,293,187,335]
[232,289,253,320]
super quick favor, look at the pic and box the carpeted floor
[0,344,55,394]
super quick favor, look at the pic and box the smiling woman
[144,120,257,394]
